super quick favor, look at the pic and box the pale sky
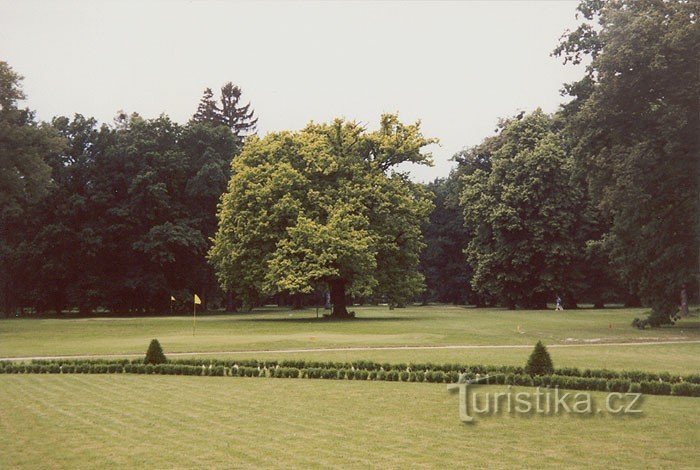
[0,0,586,181]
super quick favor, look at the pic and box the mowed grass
[1,305,699,373]
[1,375,698,469]
[207,342,700,375]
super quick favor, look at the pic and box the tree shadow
[246,316,420,324]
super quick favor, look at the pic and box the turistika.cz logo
[447,375,643,423]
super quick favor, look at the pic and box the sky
[0,0,587,181]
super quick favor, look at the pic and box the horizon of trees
[1,0,697,326]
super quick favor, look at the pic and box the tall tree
[419,176,474,305]
[0,61,64,315]
[193,82,257,142]
[555,0,700,324]
[460,110,583,309]
[209,115,435,317]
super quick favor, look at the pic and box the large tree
[555,0,700,324]
[209,115,435,317]
[460,110,583,309]
[0,61,64,315]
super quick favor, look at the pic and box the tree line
[1,0,697,325]
[1,79,255,314]
[421,0,698,326]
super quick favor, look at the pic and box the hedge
[1,359,699,397]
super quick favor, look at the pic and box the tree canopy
[209,115,435,316]
[0,61,63,216]
[459,110,583,309]
[555,0,700,323]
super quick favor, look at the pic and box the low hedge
[2,359,699,397]
[11,357,693,385]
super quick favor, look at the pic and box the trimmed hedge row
[21,358,698,384]
[1,361,699,397]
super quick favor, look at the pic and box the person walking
[555,296,564,311]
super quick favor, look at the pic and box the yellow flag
[170,295,176,301]
[194,294,202,305]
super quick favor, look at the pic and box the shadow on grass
[245,316,422,324]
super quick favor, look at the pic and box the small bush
[607,379,631,393]
[144,339,167,365]
[640,381,672,395]
[671,382,700,397]
[525,341,554,376]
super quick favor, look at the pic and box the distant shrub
[355,370,369,380]
[607,379,632,393]
[683,374,700,384]
[671,382,700,397]
[640,381,672,395]
[144,339,166,365]
[525,341,554,376]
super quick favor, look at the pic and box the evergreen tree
[525,341,554,376]
[193,82,257,142]
[144,339,166,364]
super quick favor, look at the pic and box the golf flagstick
[193,294,202,336]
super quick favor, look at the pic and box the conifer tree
[193,82,257,143]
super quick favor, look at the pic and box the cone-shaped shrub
[525,341,553,376]
[144,339,167,365]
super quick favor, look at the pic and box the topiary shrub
[144,339,167,365]
[525,341,554,376]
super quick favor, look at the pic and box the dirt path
[1,340,699,362]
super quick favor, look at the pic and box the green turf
[1,306,698,374]
[202,342,700,375]
[0,375,697,469]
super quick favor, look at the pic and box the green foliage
[419,176,475,304]
[144,339,166,365]
[556,0,700,320]
[525,341,554,376]
[671,382,700,397]
[640,381,673,396]
[0,61,65,315]
[2,110,239,314]
[193,82,257,142]
[209,115,435,315]
[460,111,583,308]
[0,61,64,215]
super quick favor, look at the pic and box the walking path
[1,339,698,362]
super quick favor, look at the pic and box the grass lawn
[1,305,698,374]
[1,375,697,469]
[206,342,700,375]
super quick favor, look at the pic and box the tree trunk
[328,279,351,318]
[292,293,304,310]
[625,293,642,308]
[225,290,236,312]
[680,286,689,317]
